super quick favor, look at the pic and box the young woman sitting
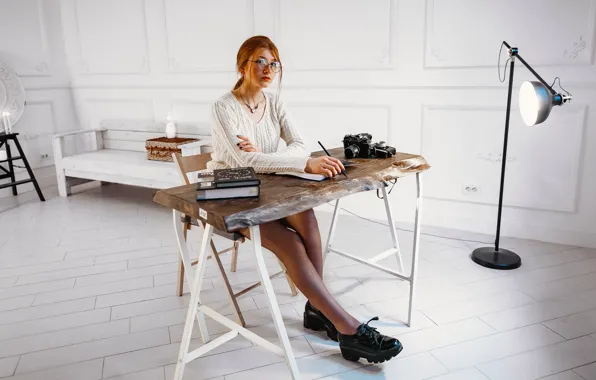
[206,35,403,364]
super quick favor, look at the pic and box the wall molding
[170,99,212,124]
[73,0,151,75]
[163,0,256,73]
[420,103,587,213]
[21,99,57,138]
[423,0,596,69]
[57,0,596,247]
[275,0,396,71]
[5,0,53,77]
[287,102,393,146]
[12,99,57,169]
[29,0,52,77]
[66,82,596,91]
[83,98,155,128]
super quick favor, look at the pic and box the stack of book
[196,167,261,200]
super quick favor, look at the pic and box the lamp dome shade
[519,81,554,126]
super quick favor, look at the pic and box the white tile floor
[1,184,596,379]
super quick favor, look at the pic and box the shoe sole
[339,343,403,364]
[303,312,339,342]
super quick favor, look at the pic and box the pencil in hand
[317,141,348,178]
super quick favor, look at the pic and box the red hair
[234,36,283,91]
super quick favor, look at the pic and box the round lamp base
[471,247,521,270]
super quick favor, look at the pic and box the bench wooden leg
[277,259,298,296]
[176,222,191,297]
[52,135,70,198]
[230,241,239,272]
[210,240,246,327]
[56,170,69,197]
[176,256,185,297]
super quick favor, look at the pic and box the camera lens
[344,145,359,159]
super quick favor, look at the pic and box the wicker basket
[145,137,199,162]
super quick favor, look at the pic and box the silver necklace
[244,101,258,113]
[242,93,262,114]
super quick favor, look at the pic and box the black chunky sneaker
[338,317,403,363]
[303,301,339,342]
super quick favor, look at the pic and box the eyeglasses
[250,58,282,73]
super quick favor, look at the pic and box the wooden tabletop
[153,148,430,232]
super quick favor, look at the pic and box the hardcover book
[196,167,260,200]
[197,186,259,200]
[197,167,260,190]
[213,167,260,188]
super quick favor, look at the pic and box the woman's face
[242,48,280,89]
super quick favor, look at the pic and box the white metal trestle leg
[171,211,302,380]
[173,210,213,380]
[378,183,404,272]
[322,198,341,270]
[407,173,423,326]
[323,174,423,327]
[251,225,301,379]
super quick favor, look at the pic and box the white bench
[52,120,212,197]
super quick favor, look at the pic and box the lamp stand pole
[471,49,522,270]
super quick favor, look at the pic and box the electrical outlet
[41,153,49,159]
[463,184,480,195]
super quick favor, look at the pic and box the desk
[154,148,430,380]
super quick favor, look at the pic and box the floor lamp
[471,41,573,270]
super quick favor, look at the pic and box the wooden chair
[172,152,298,327]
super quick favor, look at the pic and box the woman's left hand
[237,135,261,152]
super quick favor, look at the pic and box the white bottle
[165,113,177,139]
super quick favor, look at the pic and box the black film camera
[342,133,396,159]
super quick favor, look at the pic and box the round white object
[165,122,177,138]
[0,59,26,130]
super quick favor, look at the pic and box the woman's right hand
[305,156,345,177]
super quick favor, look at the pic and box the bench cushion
[62,149,182,189]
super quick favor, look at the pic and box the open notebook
[275,172,327,181]
[275,160,355,181]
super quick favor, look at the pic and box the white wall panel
[73,0,150,74]
[0,0,77,201]
[278,0,392,70]
[55,0,596,246]
[172,100,211,123]
[164,0,254,72]
[0,88,78,199]
[421,105,585,212]
[287,104,390,153]
[0,0,51,76]
[84,99,154,129]
[425,0,596,68]
[15,101,57,168]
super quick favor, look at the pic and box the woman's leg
[281,209,323,278]
[240,220,360,335]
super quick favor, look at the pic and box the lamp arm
[502,41,558,96]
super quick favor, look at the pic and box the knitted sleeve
[211,101,311,173]
[267,98,310,158]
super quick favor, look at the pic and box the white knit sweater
[206,91,311,173]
